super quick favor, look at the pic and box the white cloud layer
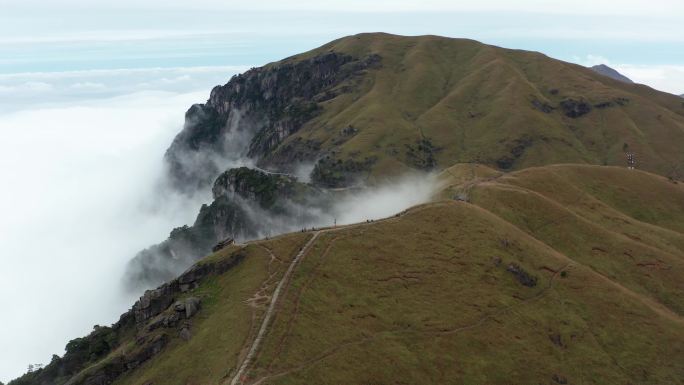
[0,66,247,112]
[0,63,440,382]
[0,2,683,381]
[0,89,214,382]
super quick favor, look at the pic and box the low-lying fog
[0,67,238,381]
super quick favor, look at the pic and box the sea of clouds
[0,64,440,382]
[0,66,244,381]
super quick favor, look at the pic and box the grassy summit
[262,33,684,181]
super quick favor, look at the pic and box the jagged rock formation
[9,251,245,385]
[129,32,684,291]
[11,33,684,385]
[143,50,386,287]
[124,195,255,288]
[124,167,333,288]
[164,52,381,192]
[212,167,301,209]
[165,33,684,189]
[589,64,634,83]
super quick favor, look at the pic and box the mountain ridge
[166,32,684,190]
[125,32,684,289]
[10,33,684,385]
[589,63,634,83]
[11,164,684,385]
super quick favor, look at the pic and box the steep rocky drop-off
[133,32,684,294]
[9,250,247,385]
[11,32,684,385]
[166,33,684,192]
[125,167,336,288]
[164,51,381,192]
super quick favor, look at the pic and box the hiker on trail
[626,152,637,170]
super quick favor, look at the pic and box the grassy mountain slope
[114,233,311,385]
[247,204,684,385]
[262,33,684,181]
[12,33,684,384]
[21,164,682,385]
[453,165,684,317]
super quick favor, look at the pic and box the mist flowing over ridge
[7,32,684,385]
[166,33,684,185]
[123,32,684,290]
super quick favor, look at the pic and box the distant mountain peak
[590,64,633,83]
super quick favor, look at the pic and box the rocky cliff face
[130,31,684,303]
[9,251,245,385]
[164,51,381,192]
[212,167,298,208]
[124,196,255,289]
[138,48,382,282]
[124,167,332,289]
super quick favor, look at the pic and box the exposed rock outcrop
[124,166,333,289]
[10,251,245,385]
[594,97,630,109]
[165,52,382,192]
[212,167,299,208]
[559,98,592,118]
[506,263,538,287]
[124,195,256,289]
[133,285,176,323]
[127,252,243,328]
[311,155,377,188]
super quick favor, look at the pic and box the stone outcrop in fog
[164,51,381,192]
[10,251,245,385]
[125,167,335,288]
[127,33,684,291]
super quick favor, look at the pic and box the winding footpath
[230,231,322,385]
[228,201,475,384]
[229,207,417,384]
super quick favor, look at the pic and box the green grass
[467,165,684,315]
[263,33,684,182]
[112,233,311,385]
[16,33,684,385]
[245,199,684,384]
[39,164,684,385]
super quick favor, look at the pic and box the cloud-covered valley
[0,65,440,382]
[0,70,238,380]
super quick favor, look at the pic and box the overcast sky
[0,0,683,92]
[1,0,683,382]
